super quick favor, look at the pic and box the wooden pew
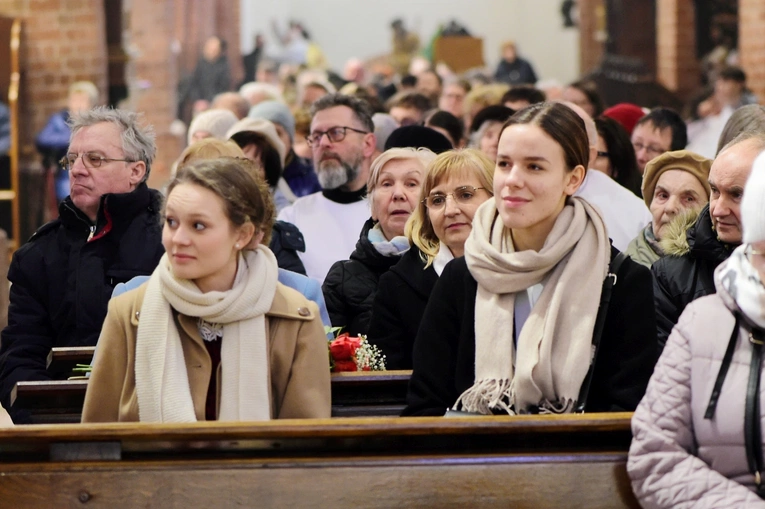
[0,228,8,331]
[13,369,412,422]
[0,414,639,508]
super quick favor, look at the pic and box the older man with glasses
[0,107,164,423]
[277,93,376,283]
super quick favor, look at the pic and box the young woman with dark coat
[367,149,495,369]
[322,148,436,335]
[403,102,658,417]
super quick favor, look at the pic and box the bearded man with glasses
[0,107,164,423]
[277,94,376,282]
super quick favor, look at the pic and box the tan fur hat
[641,150,712,208]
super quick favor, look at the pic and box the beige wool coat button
[297,307,310,317]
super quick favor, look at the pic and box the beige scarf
[135,247,278,422]
[458,197,610,414]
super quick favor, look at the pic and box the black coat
[651,205,733,349]
[0,184,164,421]
[322,218,403,335]
[269,220,306,275]
[403,247,658,417]
[493,57,538,85]
[367,246,438,370]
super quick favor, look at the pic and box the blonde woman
[322,147,436,336]
[367,149,494,369]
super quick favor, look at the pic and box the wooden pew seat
[0,414,639,508]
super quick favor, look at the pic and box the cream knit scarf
[135,247,278,422]
[459,197,610,414]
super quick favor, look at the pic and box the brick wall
[656,0,699,100]
[0,0,241,208]
[739,0,765,102]
[0,0,108,164]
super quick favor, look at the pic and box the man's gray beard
[317,159,360,190]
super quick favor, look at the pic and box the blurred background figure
[241,33,265,86]
[493,40,537,85]
[178,36,231,122]
[390,19,420,77]
[501,85,546,110]
[187,109,239,146]
[210,92,250,120]
[593,117,643,197]
[438,79,470,119]
[562,79,604,118]
[35,81,99,213]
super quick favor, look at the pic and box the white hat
[187,109,238,145]
[742,150,765,244]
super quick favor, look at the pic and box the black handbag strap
[704,315,741,419]
[745,326,765,496]
[575,251,628,413]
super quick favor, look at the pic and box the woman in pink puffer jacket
[628,149,765,508]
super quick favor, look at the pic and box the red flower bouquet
[327,330,386,372]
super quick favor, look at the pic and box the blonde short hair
[68,81,99,106]
[367,148,437,218]
[465,84,510,116]
[406,149,495,267]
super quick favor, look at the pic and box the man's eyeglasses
[60,152,136,171]
[596,151,609,158]
[632,142,664,158]
[422,186,486,209]
[306,126,369,146]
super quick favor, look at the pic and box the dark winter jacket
[367,246,438,369]
[493,57,538,85]
[404,248,658,417]
[0,184,164,421]
[269,220,307,275]
[282,151,321,198]
[651,205,734,350]
[322,218,403,335]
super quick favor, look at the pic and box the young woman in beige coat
[82,158,331,423]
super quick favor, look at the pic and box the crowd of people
[2,24,765,507]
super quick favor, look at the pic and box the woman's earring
[235,243,240,249]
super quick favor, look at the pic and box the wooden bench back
[0,414,640,508]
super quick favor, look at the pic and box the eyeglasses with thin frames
[632,142,664,158]
[306,126,370,146]
[60,152,136,171]
[422,186,486,209]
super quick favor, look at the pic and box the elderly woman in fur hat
[625,150,712,268]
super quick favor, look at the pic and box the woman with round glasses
[322,147,436,336]
[629,153,765,506]
[403,102,657,416]
[367,149,494,369]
